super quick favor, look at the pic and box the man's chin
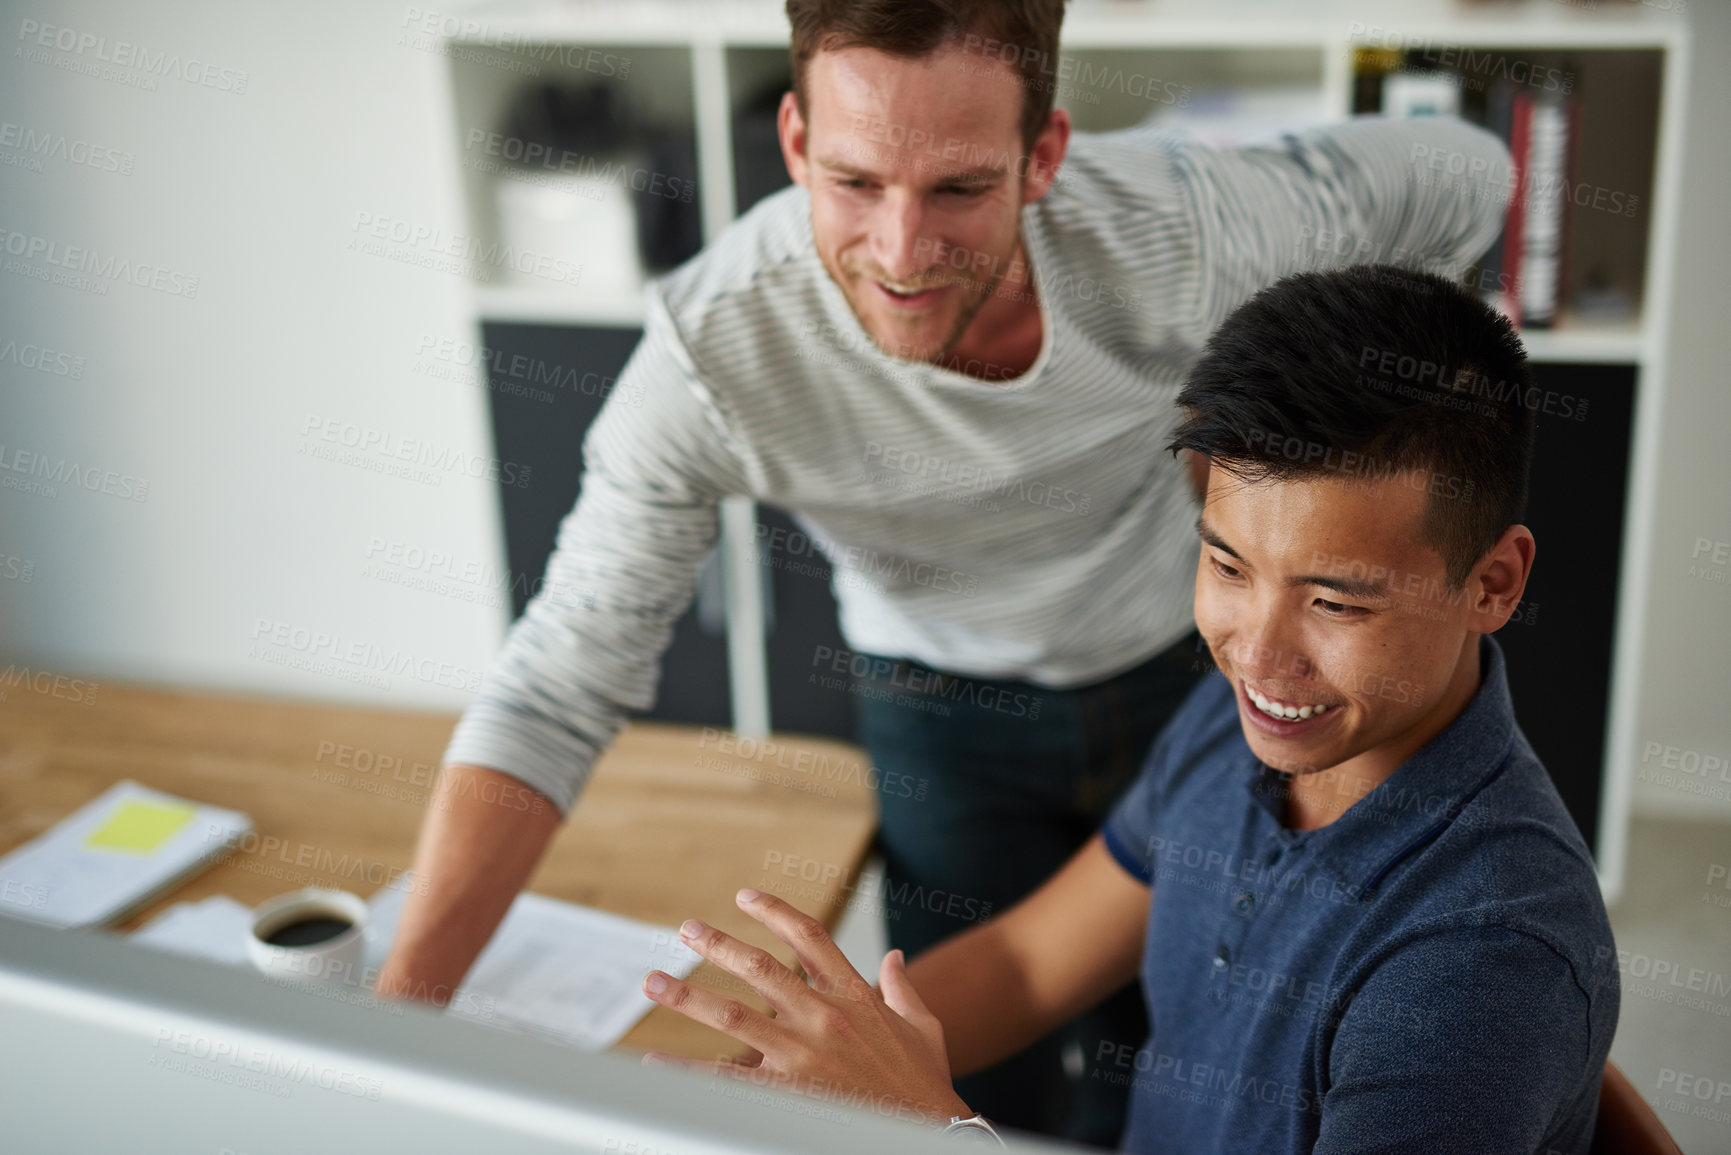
[859,321,951,364]
[1242,736,1329,778]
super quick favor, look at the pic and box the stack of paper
[0,780,251,929]
[128,894,255,965]
[365,884,704,1051]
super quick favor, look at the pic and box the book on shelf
[1362,51,1589,331]
[1481,82,1580,330]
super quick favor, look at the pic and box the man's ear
[1021,108,1071,205]
[778,90,810,188]
[1466,524,1536,634]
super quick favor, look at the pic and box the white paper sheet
[128,894,255,965]
[122,874,701,1053]
[366,884,704,1051]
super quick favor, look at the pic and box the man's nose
[1230,615,1308,680]
[869,190,931,283]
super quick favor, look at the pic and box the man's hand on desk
[373,763,561,1007]
[640,888,971,1127]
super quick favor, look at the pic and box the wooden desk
[0,681,879,1059]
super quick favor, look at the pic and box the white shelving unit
[472,284,646,326]
[434,0,1691,903]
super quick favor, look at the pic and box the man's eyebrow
[1295,572,1390,601]
[930,167,1005,185]
[1195,515,1241,560]
[1197,514,1392,600]
[813,154,1006,185]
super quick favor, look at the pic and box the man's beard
[834,237,1016,365]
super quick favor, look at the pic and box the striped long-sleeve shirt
[443,115,1513,816]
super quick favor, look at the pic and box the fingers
[675,918,812,1015]
[734,888,874,1000]
[642,969,784,1053]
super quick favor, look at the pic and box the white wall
[1625,0,1731,823]
[0,0,507,713]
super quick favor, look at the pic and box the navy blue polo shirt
[1100,635,1619,1154]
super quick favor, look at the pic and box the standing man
[376,1,1512,1145]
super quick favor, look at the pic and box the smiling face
[1193,466,1534,826]
[778,41,1066,364]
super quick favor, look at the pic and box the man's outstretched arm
[376,293,751,1005]
[1185,115,1514,315]
[373,764,560,1004]
[906,833,1151,1077]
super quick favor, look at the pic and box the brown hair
[785,0,1071,155]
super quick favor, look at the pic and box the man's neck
[934,235,1044,381]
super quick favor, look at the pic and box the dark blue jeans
[851,631,1207,1148]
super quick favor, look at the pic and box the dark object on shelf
[734,77,795,215]
[636,127,704,270]
[481,322,733,728]
[502,82,631,157]
[498,82,702,275]
[1351,47,1400,115]
[1492,360,1636,858]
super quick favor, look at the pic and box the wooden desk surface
[0,681,880,1059]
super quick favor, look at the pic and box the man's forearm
[906,837,1150,1078]
[905,920,1052,1078]
[374,763,561,1005]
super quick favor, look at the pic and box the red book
[1501,92,1531,329]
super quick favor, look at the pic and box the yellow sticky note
[84,799,196,853]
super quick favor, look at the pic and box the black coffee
[263,914,353,947]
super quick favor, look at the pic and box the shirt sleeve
[1101,746,1164,884]
[1102,672,1243,883]
[440,289,753,816]
[1101,683,1201,884]
[1177,115,1513,326]
[1314,925,1600,1155]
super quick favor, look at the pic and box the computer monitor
[0,916,1070,1153]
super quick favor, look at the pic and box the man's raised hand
[639,887,971,1127]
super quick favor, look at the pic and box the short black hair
[1169,265,1535,588]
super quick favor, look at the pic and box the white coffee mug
[247,888,368,988]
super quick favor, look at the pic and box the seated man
[637,265,1620,1153]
